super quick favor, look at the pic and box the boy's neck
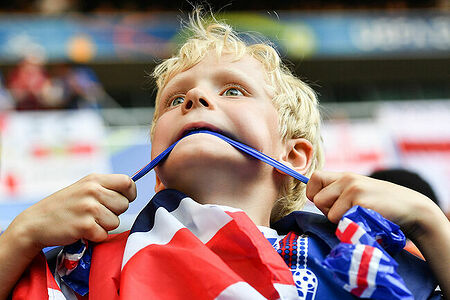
[188,181,276,227]
[160,164,281,227]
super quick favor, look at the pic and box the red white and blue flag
[118,189,298,299]
[323,206,413,300]
[13,189,299,299]
[11,190,414,299]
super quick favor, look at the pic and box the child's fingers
[93,203,121,232]
[93,188,130,216]
[82,222,108,243]
[99,174,137,202]
[306,171,342,201]
[326,197,353,224]
[78,199,120,232]
[307,171,368,223]
[310,181,343,216]
[84,174,137,202]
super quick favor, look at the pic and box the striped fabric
[118,189,298,299]
[11,191,415,300]
[13,189,298,299]
[12,252,66,300]
[336,218,385,297]
[323,206,413,300]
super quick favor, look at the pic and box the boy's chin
[157,137,261,184]
[163,140,248,171]
[170,133,243,161]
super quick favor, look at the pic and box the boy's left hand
[306,170,450,297]
[306,171,445,241]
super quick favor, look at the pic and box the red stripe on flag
[120,228,243,299]
[63,259,79,271]
[12,252,60,300]
[88,232,128,300]
[212,211,295,299]
[120,212,294,300]
[336,221,359,244]
[351,246,375,297]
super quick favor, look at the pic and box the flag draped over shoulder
[119,189,298,299]
[12,251,66,300]
[13,189,298,299]
[12,189,424,300]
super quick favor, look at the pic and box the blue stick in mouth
[131,129,309,184]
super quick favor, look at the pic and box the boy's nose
[182,88,214,113]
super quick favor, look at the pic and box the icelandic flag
[323,206,413,300]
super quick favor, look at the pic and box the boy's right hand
[6,173,136,256]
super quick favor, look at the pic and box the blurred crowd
[0,0,448,14]
[0,0,448,111]
[0,55,107,111]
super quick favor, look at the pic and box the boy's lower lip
[177,124,239,143]
[182,129,240,144]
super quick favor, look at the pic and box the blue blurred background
[1,0,449,230]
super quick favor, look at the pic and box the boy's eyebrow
[212,67,274,97]
[161,64,273,99]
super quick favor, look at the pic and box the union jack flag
[12,191,415,299]
[118,189,298,299]
[13,189,299,299]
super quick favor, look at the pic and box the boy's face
[151,52,286,190]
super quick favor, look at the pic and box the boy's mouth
[177,123,239,143]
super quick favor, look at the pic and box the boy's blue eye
[170,96,185,107]
[223,88,243,97]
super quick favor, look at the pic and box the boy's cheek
[150,130,170,158]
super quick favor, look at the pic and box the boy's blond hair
[150,10,324,222]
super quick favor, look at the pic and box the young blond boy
[1,12,449,299]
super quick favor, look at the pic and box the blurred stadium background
[0,0,449,230]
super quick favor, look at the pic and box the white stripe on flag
[57,245,88,277]
[122,197,233,269]
[62,251,85,262]
[122,207,183,269]
[273,283,299,299]
[350,223,367,245]
[337,217,351,233]
[215,282,266,300]
[359,247,383,298]
[48,288,67,300]
[348,244,364,288]
[337,218,366,244]
[171,198,233,242]
[205,204,243,213]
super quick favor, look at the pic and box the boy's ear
[154,174,166,193]
[277,138,313,175]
